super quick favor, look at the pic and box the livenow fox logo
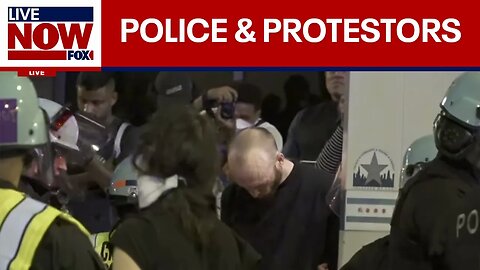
[8,7,94,61]
[1,0,101,69]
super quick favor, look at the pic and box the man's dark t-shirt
[221,162,337,270]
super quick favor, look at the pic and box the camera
[202,93,236,120]
[220,102,235,120]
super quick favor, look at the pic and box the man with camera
[151,72,239,145]
[148,72,240,215]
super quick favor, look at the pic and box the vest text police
[8,7,94,61]
[456,209,479,239]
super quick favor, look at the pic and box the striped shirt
[316,124,343,175]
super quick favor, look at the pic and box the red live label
[17,69,56,77]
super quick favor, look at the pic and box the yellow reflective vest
[90,232,113,269]
[0,188,90,270]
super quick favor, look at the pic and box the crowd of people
[1,70,480,270]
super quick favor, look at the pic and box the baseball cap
[154,72,194,108]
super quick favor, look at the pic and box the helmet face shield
[434,113,475,160]
[75,110,109,152]
[22,107,79,194]
[63,110,110,169]
[24,141,57,190]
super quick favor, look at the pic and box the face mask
[236,118,254,131]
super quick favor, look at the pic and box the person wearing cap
[0,72,104,270]
[151,72,201,108]
[149,71,239,153]
[338,134,437,270]
[388,72,480,270]
[151,71,238,129]
[150,71,239,214]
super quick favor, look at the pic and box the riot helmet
[434,72,480,169]
[0,73,48,152]
[400,134,437,188]
[108,156,139,218]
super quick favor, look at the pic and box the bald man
[221,128,338,270]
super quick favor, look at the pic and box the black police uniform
[442,184,480,270]
[0,179,105,270]
[388,156,479,270]
[340,235,389,270]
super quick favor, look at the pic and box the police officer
[439,76,480,270]
[339,134,438,270]
[91,156,140,269]
[0,73,105,269]
[20,98,86,210]
[388,72,480,270]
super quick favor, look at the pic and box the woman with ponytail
[110,104,260,270]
